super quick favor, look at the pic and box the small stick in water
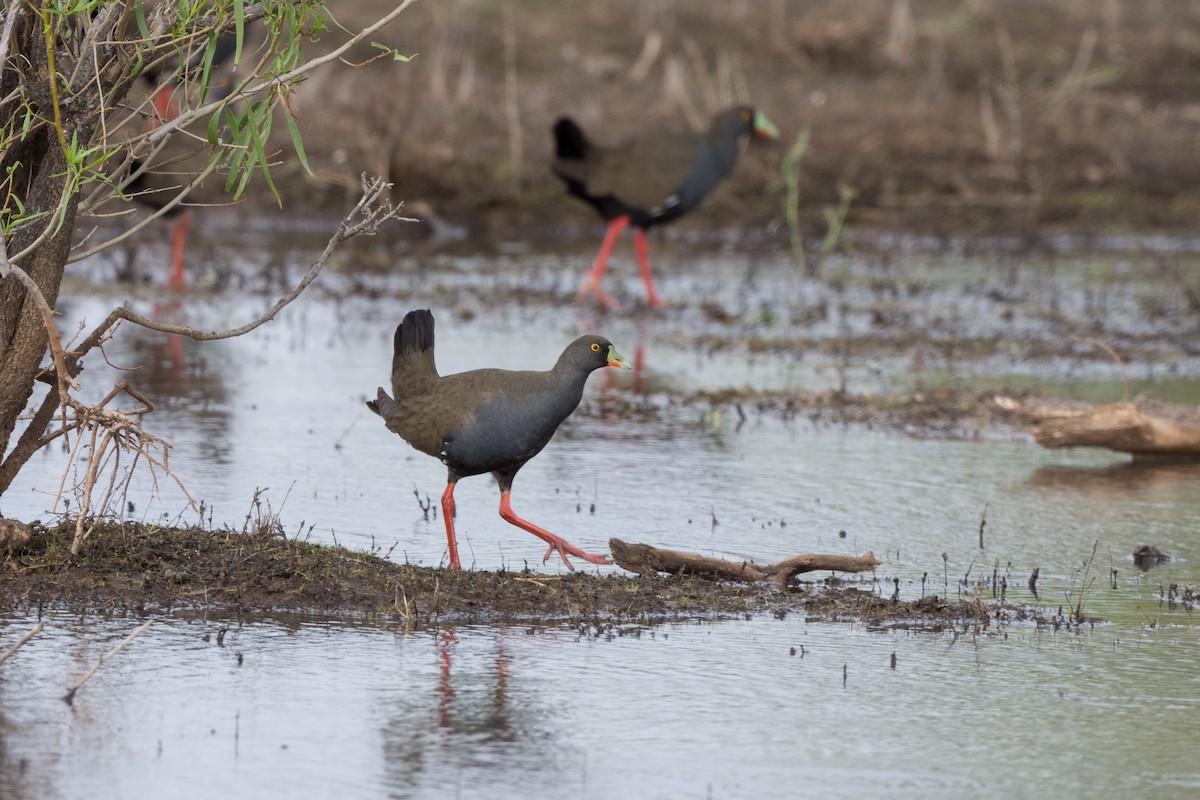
[0,621,44,666]
[64,619,153,705]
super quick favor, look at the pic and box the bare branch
[87,175,410,343]
[0,622,44,667]
[64,620,153,704]
[145,0,419,147]
[70,149,228,262]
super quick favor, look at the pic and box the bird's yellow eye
[741,109,752,122]
[591,343,601,352]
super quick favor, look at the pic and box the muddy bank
[575,384,1033,443]
[1,519,1060,631]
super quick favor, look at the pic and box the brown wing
[585,129,705,210]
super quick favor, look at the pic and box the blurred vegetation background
[274,0,1200,241]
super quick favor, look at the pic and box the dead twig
[0,621,44,667]
[76,175,409,345]
[64,619,153,704]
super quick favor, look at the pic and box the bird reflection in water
[435,627,511,740]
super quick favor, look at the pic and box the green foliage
[0,164,50,237]
[821,183,857,256]
[1,0,336,232]
[768,128,811,272]
[371,42,418,62]
[768,128,856,277]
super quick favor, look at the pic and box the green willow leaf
[134,0,150,39]
[284,110,311,176]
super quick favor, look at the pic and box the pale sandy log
[0,518,32,553]
[609,539,880,587]
[996,395,1200,456]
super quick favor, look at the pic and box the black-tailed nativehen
[552,105,778,309]
[367,309,630,570]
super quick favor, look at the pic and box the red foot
[576,273,620,311]
[498,491,611,571]
[576,216,631,311]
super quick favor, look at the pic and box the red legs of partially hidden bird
[440,481,463,570]
[632,228,665,308]
[146,81,192,290]
[576,215,629,310]
[151,83,178,124]
[498,490,612,571]
[168,209,192,289]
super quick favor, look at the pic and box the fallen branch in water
[609,539,880,587]
[64,619,153,704]
[995,395,1200,456]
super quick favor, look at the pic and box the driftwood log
[996,395,1200,456]
[0,518,32,555]
[609,538,880,588]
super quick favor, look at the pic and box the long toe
[544,539,611,568]
[543,543,576,571]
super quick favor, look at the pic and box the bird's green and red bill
[606,345,631,369]
[753,110,780,140]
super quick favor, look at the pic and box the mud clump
[1,520,1053,631]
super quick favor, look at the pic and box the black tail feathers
[395,309,435,357]
[553,117,588,161]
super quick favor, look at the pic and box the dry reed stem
[64,619,153,704]
[0,621,44,667]
[503,4,522,196]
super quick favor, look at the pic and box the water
[3,219,1200,797]
[2,612,1198,799]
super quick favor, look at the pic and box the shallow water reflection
[2,611,1199,800]
[4,225,1200,797]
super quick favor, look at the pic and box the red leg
[498,490,611,570]
[148,84,177,130]
[633,228,665,308]
[577,215,630,310]
[168,209,192,289]
[437,628,456,728]
[441,482,463,570]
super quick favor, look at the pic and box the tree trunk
[0,6,101,494]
